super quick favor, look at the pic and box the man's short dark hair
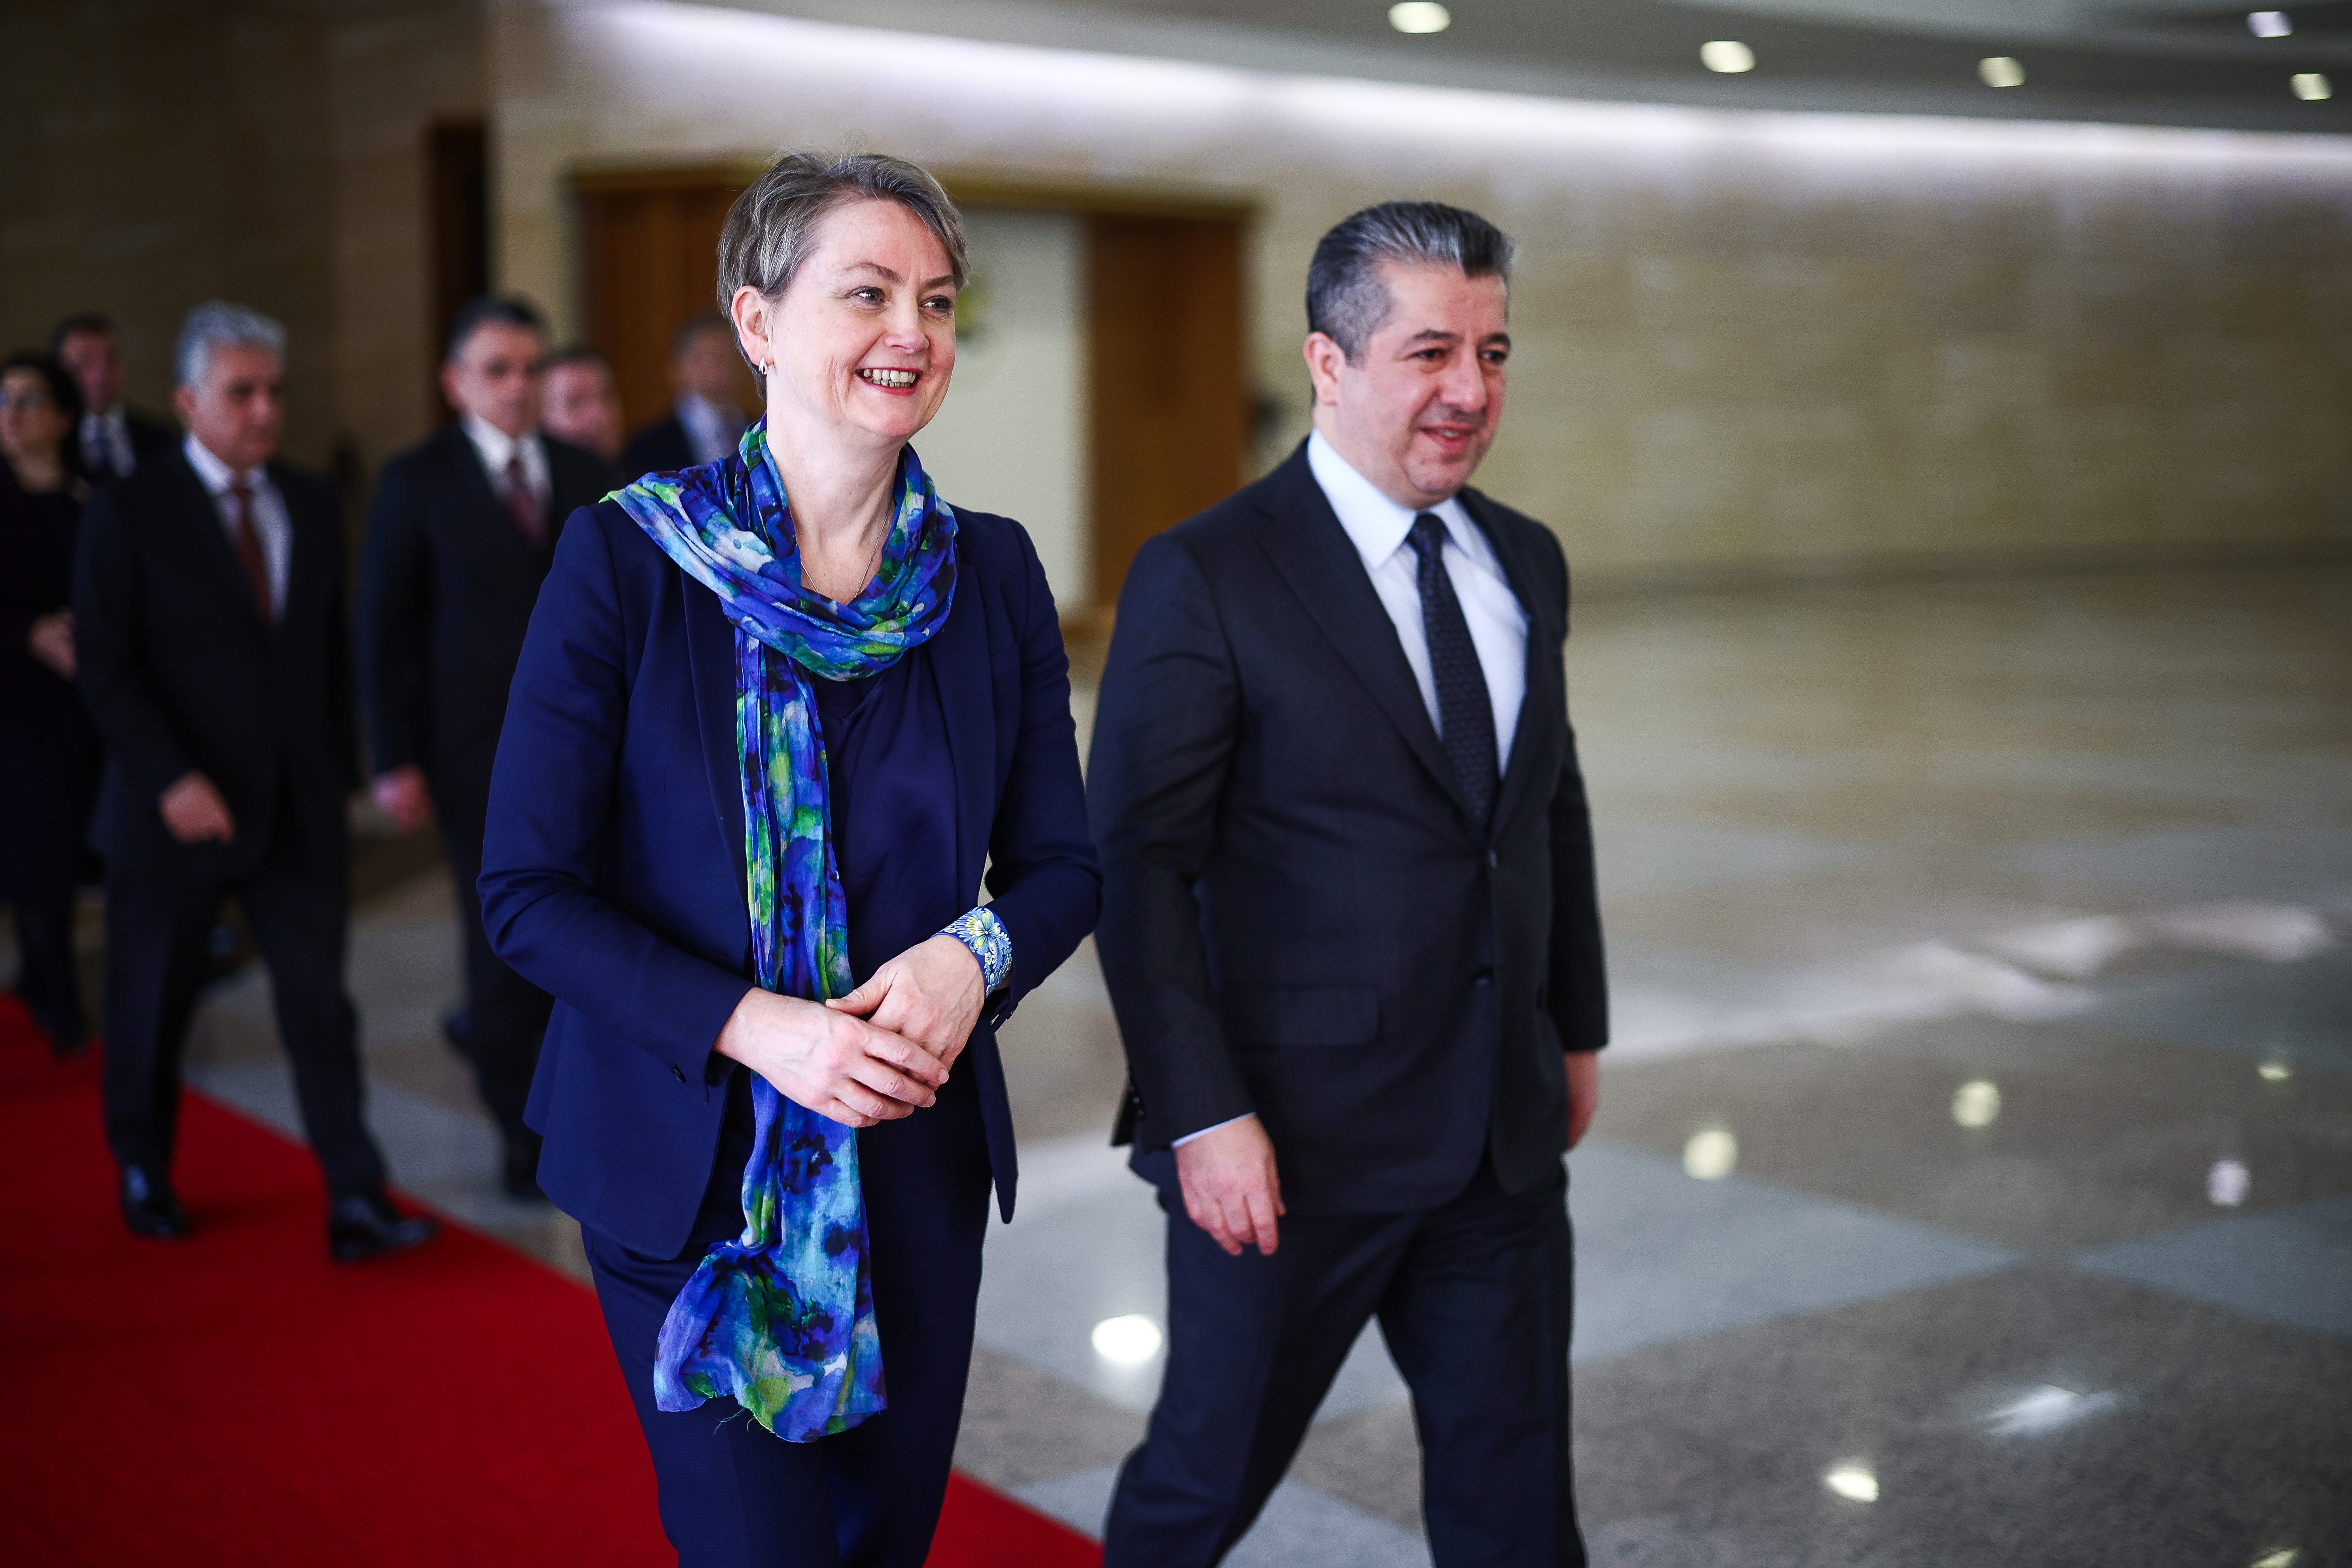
[1306,201,1516,360]
[543,343,611,374]
[49,312,117,357]
[671,311,734,359]
[444,296,547,363]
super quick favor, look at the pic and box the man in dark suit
[52,313,177,481]
[1089,202,1608,1566]
[360,296,615,1198]
[74,301,436,1262]
[620,312,747,478]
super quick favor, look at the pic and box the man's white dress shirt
[678,393,743,468]
[1173,434,1533,1150]
[1306,430,1528,770]
[182,432,290,619]
[461,413,549,517]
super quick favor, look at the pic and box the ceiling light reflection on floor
[1982,1383,2120,1435]
[1823,1463,1879,1502]
[1980,57,2027,88]
[1388,2,1451,34]
[1700,40,1756,74]
[2251,1550,2301,1568]
[2258,1060,2292,1082]
[2248,11,2293,38]
[1091,1313,1163,1364]
[1684,1127,1739,1180]
[2207,1159,2251,1207]
[1952,1079,2001,1128]
[2292,72,2332,100]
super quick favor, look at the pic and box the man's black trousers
[1103,1155,1583,1567]
[100,815,387,1197]
[433,762,552,1152]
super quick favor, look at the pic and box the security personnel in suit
[74,301,436,1263]
[359,296,616,1198]
[619,312,747,479]
[1089,203,1608,1567]
[51,313,177,481]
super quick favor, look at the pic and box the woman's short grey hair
[716,150,968,365]
[1307,201,1516,360]
[175,300,287,388]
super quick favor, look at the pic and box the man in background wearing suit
[74,302,436,1262]
[360,296,614,1199]
[1089,202,1608,1567]
[619,311,745,477]
[52,313,176,481]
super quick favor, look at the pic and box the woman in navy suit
[479,152,1099,1566]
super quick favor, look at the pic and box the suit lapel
[683,576,749,903]
[1249,448,1476,825]
[1465,489,1560,833]
[445,425,543,559]
[929,566,995,902]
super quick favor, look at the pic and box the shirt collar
[1305,430,1475,569]
[182,430,264,496]
[461,412,536,476]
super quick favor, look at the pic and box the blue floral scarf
[612,418,958,1442]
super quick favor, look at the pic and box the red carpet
[0,997,1099,1566]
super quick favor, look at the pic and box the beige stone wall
[489,2,2352,586]
[0,0,484,479]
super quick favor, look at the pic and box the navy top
[812,648,961,987]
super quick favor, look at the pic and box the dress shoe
[120,1165,190,1240]
[499,1133,547,1204]
[327,1186,440,1264]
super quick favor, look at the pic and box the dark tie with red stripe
[504,454,544,547]
[1408,513,1497,828]
[225,482,273,626]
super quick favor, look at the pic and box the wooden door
[1087,213,1250,608]
[574,170,758,432]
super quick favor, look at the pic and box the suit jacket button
[672,1065,687,1083]
[1486,849,1499,869]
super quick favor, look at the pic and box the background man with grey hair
[74,301,436,1263]
[1090,201,1608,1565]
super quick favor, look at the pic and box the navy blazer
[479,496,1100,1257]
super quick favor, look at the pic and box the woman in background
[479,152,1099,1566]
[0,351,99,1053]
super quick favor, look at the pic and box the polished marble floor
[103,562,2352,1565]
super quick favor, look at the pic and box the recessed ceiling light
[1979,56,2026,88]
[2248,11,2293,38]
[1389,1,1451,33]
[1700,40,1756,74]
[2292,72,2332,100]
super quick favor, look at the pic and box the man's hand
[1567,1049,1601,1150]
[371,764,433,834]
[27,611,74,680]
[826,933,985,1076]
[1174,1114,1285,1257]
[159,772,235,844]
[714,987,946,1128]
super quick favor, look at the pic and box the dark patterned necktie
[504,453,545,547]
[225,481,274,626]
[1408,513,1497,827]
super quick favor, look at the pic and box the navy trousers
[1103,1157,1582,1568]
[585,1063,993,1568]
